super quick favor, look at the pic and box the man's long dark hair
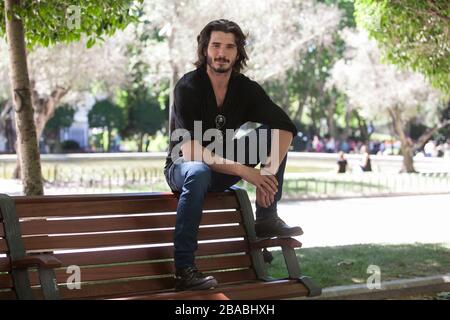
[195,19,248,73]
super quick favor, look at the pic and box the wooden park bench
[0,188,321,300]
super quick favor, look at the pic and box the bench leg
[298,276,322,297]
[281,246,301,278]
[1,194,61,300]
[231,188,274,281]
[11,269,34,300]
[231,187,322,296]
[1,194,34,299]
[38,268,60,300]
[282,246,321,297]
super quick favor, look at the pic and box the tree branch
[414,119,450,152]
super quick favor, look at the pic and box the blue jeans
[165,125,288,269]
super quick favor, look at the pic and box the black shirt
[361,157,372,172]
[337,159,347,173]
[164,66,298,173]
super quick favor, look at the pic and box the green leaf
[86,37,96,48]
[354,0,450,95]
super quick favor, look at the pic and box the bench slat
[0,268,257,300]
[0,273,13,288]
[0,257,258,300]
[0,241,252,289]
[0,270,308,300]
[15,193,238,218]
[220,280,309,300]
[131,279,309,300]
[12,193,175,204]
[44,240,249,267]
[0,256,10,272]
[19,210,242,236]
[1,240,249,273]
[0,239,7,252]
[212,268,257,286]
[22,225,246,251]
[0,289,15,299]
[17,198,178,217]
[56,268,256,300]
[27,254,252,286]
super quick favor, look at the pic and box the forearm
[263,129,293,175]
[181,140,278,196]
[181,140,245,177]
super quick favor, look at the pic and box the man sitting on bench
[164,19,302,291]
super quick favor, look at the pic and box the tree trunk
[12,83,68,177]
[5,0,43,195]
[12,143,21,179]
[389,107,416,173]
[343,107,351,140]
[137,132,144,152]
[54,128,62,153]
[32,83,68,141]
[326,95,337,139]
[413,119,450,153]
[310,113,318,136]
[281,81,290,115]
[354,110,368,143]
[292,97,304,125]
[400,142,415,173]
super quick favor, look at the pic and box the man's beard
[206,55,234,73]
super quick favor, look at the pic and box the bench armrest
[12,254,62,269]
[249,237,302,250]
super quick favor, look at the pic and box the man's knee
[184,161,211,186]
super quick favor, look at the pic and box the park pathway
[273,194,450,248]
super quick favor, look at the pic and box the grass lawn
[267,242,450,288]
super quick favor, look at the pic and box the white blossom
[141,0,341,83]
[328,28,443,126]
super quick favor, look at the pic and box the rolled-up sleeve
[246,80,298,137]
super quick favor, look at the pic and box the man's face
[206,31,238,74]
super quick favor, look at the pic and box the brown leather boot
[174,266,218,291]
[255,216,303,238]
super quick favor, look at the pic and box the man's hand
[256,186,274,208]
[240,166,278,197]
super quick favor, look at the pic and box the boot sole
[256,228,304,239]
